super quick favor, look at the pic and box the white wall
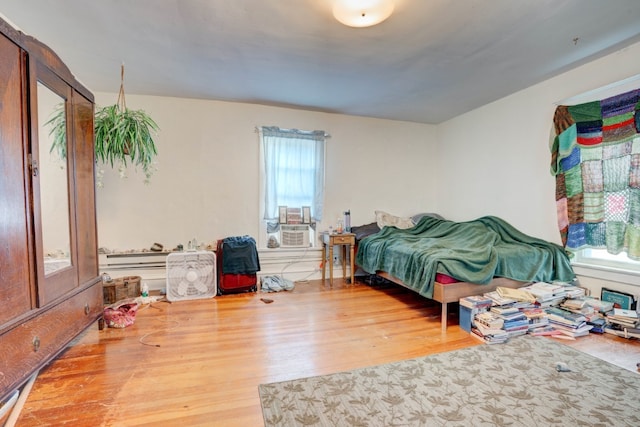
[94,95,438,252]
[436,41,640,245]
[436,41,640,290]
[93,41,640,291]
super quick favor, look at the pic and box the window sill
[258,246,322,253]
[572,262,640,287]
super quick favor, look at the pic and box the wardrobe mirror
[37,81,72,276]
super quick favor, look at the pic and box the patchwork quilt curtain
[550,88,640,260]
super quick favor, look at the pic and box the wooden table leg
[341,245,347,280]
[329,244,334,286]
[321,242,326,284]
[349,243,355,285]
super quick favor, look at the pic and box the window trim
[571,248,640,286]
[257,126,327,249]
[573,248,640,272]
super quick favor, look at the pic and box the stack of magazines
[605,308,640,339]
[545,306,593,338]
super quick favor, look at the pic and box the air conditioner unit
[280,224,310,248]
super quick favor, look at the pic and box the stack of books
[520,307,549,331]
[459,295,493,311]
[485,290,517,306]
[561,298,595,316]
[461,283,625,344]
[604,326,640,339]
[563,285,586,299]
[496,308,529,337]
[474,311,504,329]
[494,287,535,304]
[545,306,593,338]
[528,324,565,337]
[471,325,508,344]
[471,311,510,343]
[521,282,567,307]
[604,309,640,339]
[587,316,607,334]
[606,308,639,329]
[583,296,614,314]
[490,305,519,316]
[459,295,493,333]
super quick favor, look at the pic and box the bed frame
[376,272,526,332]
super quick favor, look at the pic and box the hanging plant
[95,65,159,182]
[45,64,159,184]
[45,105,67,161]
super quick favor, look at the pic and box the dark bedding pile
[355,216,575,299]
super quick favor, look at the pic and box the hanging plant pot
[95,65,159,181]
[45,64,159,184]
[94,104,159,179]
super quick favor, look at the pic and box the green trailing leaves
[45,103,67,160]
[46,102,159,183]
[94,104,159,180]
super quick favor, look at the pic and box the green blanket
[355,216,575,299]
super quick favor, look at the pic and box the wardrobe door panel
[33,67,79,305]
[0,35,34,326]
[73,91,99,284]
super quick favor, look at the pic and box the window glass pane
[262,127,325,221]
[574,248,640,273]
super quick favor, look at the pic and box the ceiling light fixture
[332,0,395,28]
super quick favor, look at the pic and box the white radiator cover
[99,246,328,291]
[99,251,170,290]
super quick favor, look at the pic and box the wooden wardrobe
[0,17,102,402]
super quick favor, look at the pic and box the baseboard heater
[99,251,170,269]
[99,251,171,291]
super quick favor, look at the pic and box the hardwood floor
[13,278,640,426]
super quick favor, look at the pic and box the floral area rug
[259,335,640,426]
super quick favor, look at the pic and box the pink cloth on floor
[104,299,139,328]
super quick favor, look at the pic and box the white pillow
[375,210,415,229]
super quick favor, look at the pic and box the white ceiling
[2,0,640,124]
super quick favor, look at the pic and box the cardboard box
[103,276,141,304]
[459,305,473,333]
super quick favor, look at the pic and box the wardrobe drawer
[0,283,102,396]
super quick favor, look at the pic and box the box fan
[166,251,217,301]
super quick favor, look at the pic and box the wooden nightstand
[321,232,355,285]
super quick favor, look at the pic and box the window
[550,88,640,272]
[260,126,326,222]
[573,248,640,273]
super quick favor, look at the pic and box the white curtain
[262,126,326,221]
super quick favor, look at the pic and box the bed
[353,214,576,331]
